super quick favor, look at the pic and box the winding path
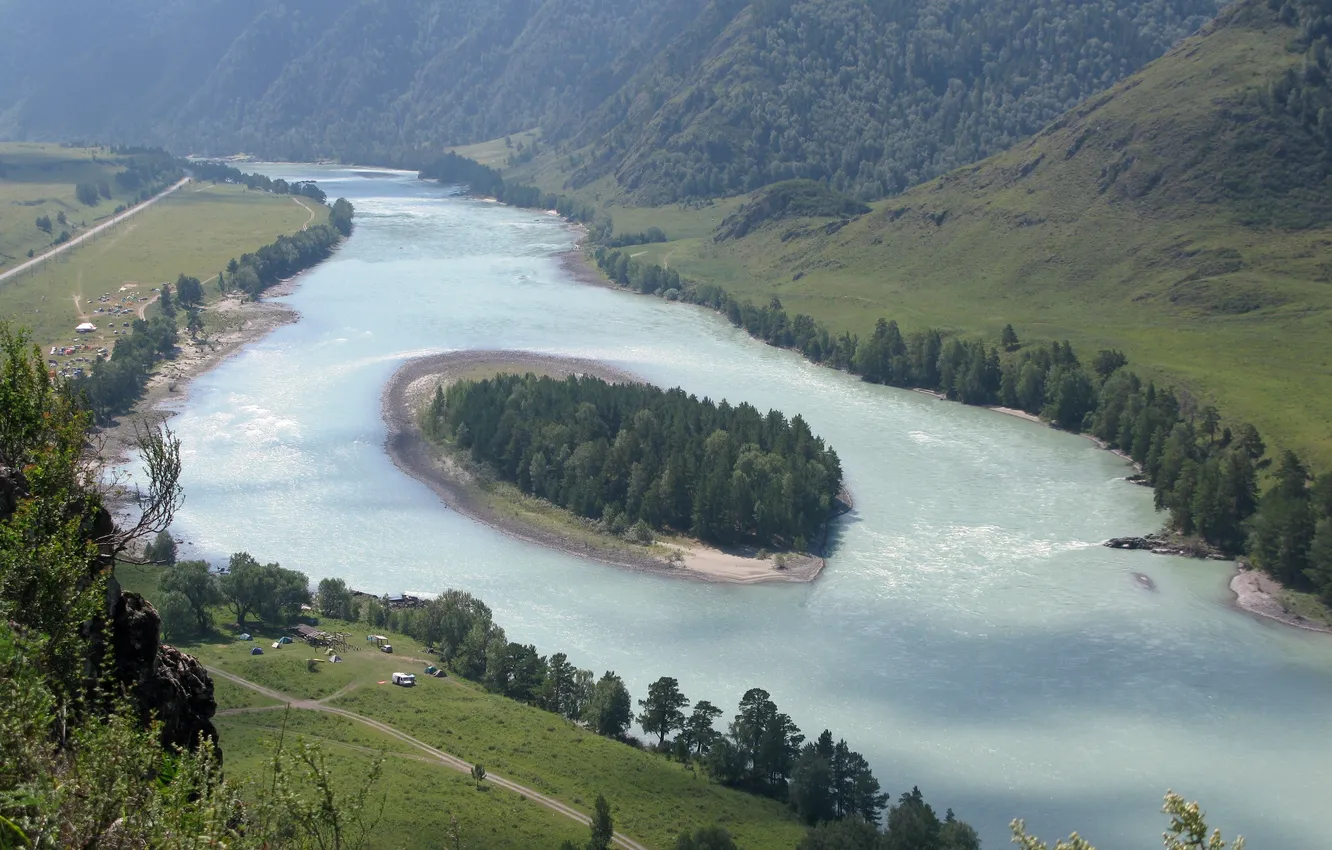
[0,177,191,285]
[291,196,317,230]
[208,666,650,850]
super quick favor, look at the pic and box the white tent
[75,323,97,333]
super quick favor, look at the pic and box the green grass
[446,128,542,169]
[212,676,282,711]
[0,178,313,354]
[511,3,1332,470]
[159,605,805,850]
[1280,588,1332,629]
[329,679,805,850]
[115,560,162,597]
[0,143,148,274]
[216,714,588,850]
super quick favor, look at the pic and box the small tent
[250,647,264,655]
[329,655,343,663]
[238,633,252,641]
[277,636,293,645]
[75,322,97,333]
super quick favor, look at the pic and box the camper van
[391,672,416,687]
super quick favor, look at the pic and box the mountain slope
[651,0,1332,463]
[571,0,1225,202]
[0,0,1222,199]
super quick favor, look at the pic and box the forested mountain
[0,0,1221,199]
[658,0,1332,466]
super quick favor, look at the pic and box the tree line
[312,578,978,845]
[185,160,354,236]
[146,554,977,843]
[108,146,183,203]
[221,222,346,301]
[419,153,601,233]
[186,159,329,203]
[77,201,354,420]
[423,373,844,550]
[589,248,1332,601]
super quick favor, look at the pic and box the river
[158,166,1332,847]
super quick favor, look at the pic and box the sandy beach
[1230,567,1332,634]
[381,350,828,584]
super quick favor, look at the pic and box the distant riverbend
[381,350,828,584]
[160,166,1332,848]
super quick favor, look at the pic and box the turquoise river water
[153,166,1332,848]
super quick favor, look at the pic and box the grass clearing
[446,128,542,169]
[0,143,147,274]
[212,676,282,711]
[0,179,313,355]
[152,598,805,850]
[216,714,589,850]
[328,677,805,849]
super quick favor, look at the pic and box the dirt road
[208,666,651,850]
[0,177,190,285]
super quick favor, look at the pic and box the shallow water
[157,167,1332,847]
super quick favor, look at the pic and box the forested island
[425,372,844,552]
[587,243,1332,620]
[383,351,839,583]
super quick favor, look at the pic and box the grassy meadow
[445,128,542,169]
[0,143,148,273]
[0,178,315,354]
[118,559,807,850]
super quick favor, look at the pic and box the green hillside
[113,559,812,850]
[627,0,1332,466]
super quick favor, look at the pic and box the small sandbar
[382,350,827,584]
[1230,567,1332,634]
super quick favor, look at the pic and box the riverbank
[98,291,300,467]
[380,350,828,584]
[1230,566,1332,634]
[554,241,1332,635]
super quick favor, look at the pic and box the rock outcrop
[1104,533,1230,560]
[108,590,218,755]
[2,464,217,756]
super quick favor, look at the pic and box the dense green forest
[589,245,1332,604]
[0,0,1221,202]
[424,373,843,550]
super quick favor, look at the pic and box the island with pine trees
[382,350,847,583]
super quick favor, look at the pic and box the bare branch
[102,422,184,554]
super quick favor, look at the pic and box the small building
[391,672,415,687]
